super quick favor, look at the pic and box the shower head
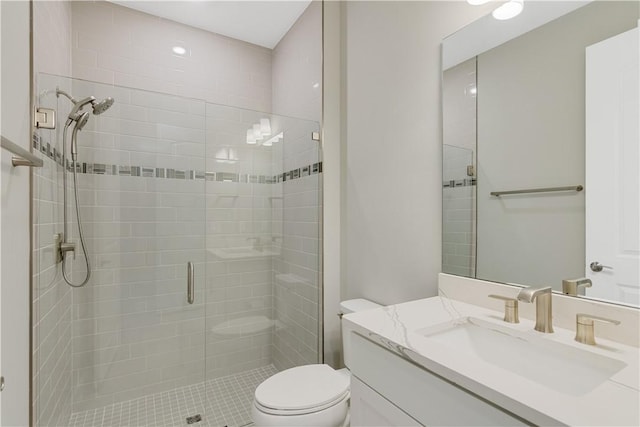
[75,111,90,131]
[71,112,90,161]
[92,97,114,115]
[57,88,115,123]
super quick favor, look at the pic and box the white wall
[342,1,492,305]
[1,1,32,425]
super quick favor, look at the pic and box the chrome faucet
[517,286,554,333]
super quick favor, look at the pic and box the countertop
[343,297,640,426]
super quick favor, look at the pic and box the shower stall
[32,73,322,427]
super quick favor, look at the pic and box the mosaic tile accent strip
[443,178,476,188]
[33,134,321,184]
[67,365,277,427]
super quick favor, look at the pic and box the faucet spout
[517,286,554,333]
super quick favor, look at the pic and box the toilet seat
[254,364,349,416]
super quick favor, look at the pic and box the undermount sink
[416,317,627,396]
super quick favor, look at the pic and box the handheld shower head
[75,111,90,131]
[71,112,90,161]
[92,97,114,115]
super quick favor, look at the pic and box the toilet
[251,299,382,427]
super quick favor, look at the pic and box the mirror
[442,1,639,307]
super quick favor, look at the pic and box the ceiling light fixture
[492,0,524,20]
[467,0,491,5]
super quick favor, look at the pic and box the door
[585,25,640,305]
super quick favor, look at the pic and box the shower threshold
[68,365,276,427]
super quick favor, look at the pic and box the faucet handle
[488,295,519,324]
[575,313,621,345]
[562,278,592,296]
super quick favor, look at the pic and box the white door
[585,25,640,305]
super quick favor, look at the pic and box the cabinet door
[350,333,528,426]
[351,376,422,427]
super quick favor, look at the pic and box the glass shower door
[204,104,322,426]
[33,74,209,427]
[442,144,476,277]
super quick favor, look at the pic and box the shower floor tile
[67,365,277,427]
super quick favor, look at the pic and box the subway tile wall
[442,58,477,278]
[442,146,476,277]
[71,1,272,112]
[68,81,208,412]
[35,75,321,413]
[272,174,322,371]
[204,104,276,381]
[271,0,323,371]
[32,2,73,425]
[33,83,73,426]
[33,0,322,420]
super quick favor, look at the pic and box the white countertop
[343,297,640,426]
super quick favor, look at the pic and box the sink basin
[416,317,627,396]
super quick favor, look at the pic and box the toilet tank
[340,299,382,368]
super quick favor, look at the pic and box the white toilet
[251,299,382,427]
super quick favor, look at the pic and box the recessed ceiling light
[312,82,320,89]
[492,0,524,20]
[172,45,187,55]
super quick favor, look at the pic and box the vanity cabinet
[349,333,530,427]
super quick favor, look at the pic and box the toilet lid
[254,364,349,412]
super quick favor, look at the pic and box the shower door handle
[187,262,195,304]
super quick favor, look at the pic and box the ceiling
[109,1,312,49]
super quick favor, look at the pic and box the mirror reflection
[442,1,639,307]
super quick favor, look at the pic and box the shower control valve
[60,241,77,260]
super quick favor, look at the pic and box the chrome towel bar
[1,135,43,167]
[491,185,583,197]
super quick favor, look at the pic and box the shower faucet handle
[59,241,77,260]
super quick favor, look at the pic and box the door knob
[590,262,613,272]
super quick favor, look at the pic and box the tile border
[34,133,322,184]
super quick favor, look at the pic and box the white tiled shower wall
[204,103,277,381]
[71,1,272,112]
[271,2,323,370]
[33,0,322,420]
[66,82,209,412]
[442,146,476,277]
[442,58,477,278]
[32,2,73,426]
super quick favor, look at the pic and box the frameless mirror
[442,1,639,307]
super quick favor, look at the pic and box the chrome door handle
[590,262,613,272]
[187,262,194,304]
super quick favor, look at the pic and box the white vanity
[343,295,640,426]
